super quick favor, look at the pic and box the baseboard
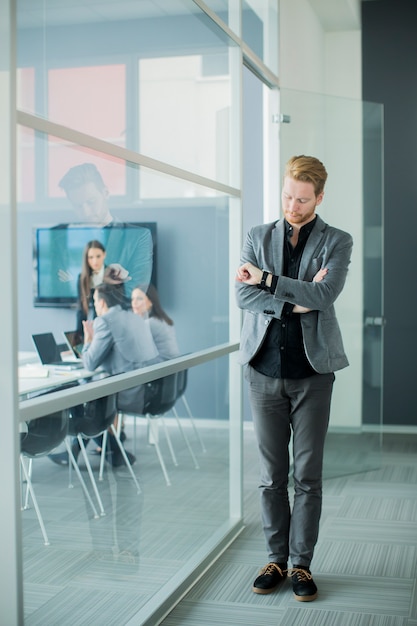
[361,424,417,435]
[122,415,417,436]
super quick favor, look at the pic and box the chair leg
[159,415,178,466]
[172,406,199,469]
[99,430,108,482]
[22,457,33,510]
[109,424,141,494]
[133,415,138,457]
[64,439,100,519]
[20,456,50,546]
[181,394,207,453]
[77,434,106,516]
[146,416,172,486]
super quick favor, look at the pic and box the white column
[0,0,24,623]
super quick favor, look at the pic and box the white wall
[279,0,327,93]
[279,0,363,429]
[325,30,362,99]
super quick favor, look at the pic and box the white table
[18,366,100,399]
[18,351,39,365]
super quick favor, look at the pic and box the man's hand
[82,320,94,345]
[57,269,73,282]
[236,262,263,285]
[313,267,328,282]
[293,267,328,313]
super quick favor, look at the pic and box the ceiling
[16,0,208,28]
[17,0,375,31]
[17,0,369,31]
[309,0,362,31]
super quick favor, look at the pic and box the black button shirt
[250,218,317,379]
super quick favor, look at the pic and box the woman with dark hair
[131,284,180,361]
[76,240,106,333]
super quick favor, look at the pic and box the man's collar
[284,216,317,240]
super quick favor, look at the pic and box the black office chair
[120,374,179,486]
[69,394,141,513]
[172,369,206,453]
[145,373,182,485]
[68,394,141,515]
[20,408,72,545]
[165,370,200,471]
[21,382,104,545]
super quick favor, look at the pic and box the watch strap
[256,270,269,290]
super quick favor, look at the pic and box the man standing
[56,162,154,304]
[235,155,353,601]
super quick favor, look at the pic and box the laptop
[63,330,84,360]
[32,333,84,370]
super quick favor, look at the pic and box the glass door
[362,102,385,431]
[278,89,384,477]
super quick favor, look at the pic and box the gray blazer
[235,215,353,374]
[148,317,180,362]
[82,305,159,412]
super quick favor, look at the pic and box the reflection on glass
[202,0,230,29]
[242,0,279,75]
[15,1,243,621]
[49,137,127,198]
[17,66,35,113]
[48,64,126,144]
[17,0,236,185]
[21,359,230,620]
[18,128,234,617]
[138,53,232,185]
[81,278,160,415]
[17,132,231,363]
[17,125,35,203]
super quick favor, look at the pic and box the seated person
[51,266,159,467]
[131,284,180,362]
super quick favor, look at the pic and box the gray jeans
[246,366,335,568]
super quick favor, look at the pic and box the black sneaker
[252,562,287,594]
[111,449,136,468]
[48,452,69,466]
[288,566,318,601]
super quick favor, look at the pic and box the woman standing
[76,240,106,334]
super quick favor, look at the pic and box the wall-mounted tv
[33,222,157,307]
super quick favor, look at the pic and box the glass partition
[20,356,233,624]
[16,127,239,621]
[17,132,232,417]
[202,0,231,27]
[16,1,243,617]
[279,88,384,477]
[242,0,279,75]
[10,0,281,620]
[16,0,237,187]
[362,101,384,431]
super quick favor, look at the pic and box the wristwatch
[257,270,269,290]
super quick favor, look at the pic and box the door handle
[364,316,386,327]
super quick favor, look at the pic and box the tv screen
[33,222,157,307]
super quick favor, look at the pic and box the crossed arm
[235,263,328,313]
